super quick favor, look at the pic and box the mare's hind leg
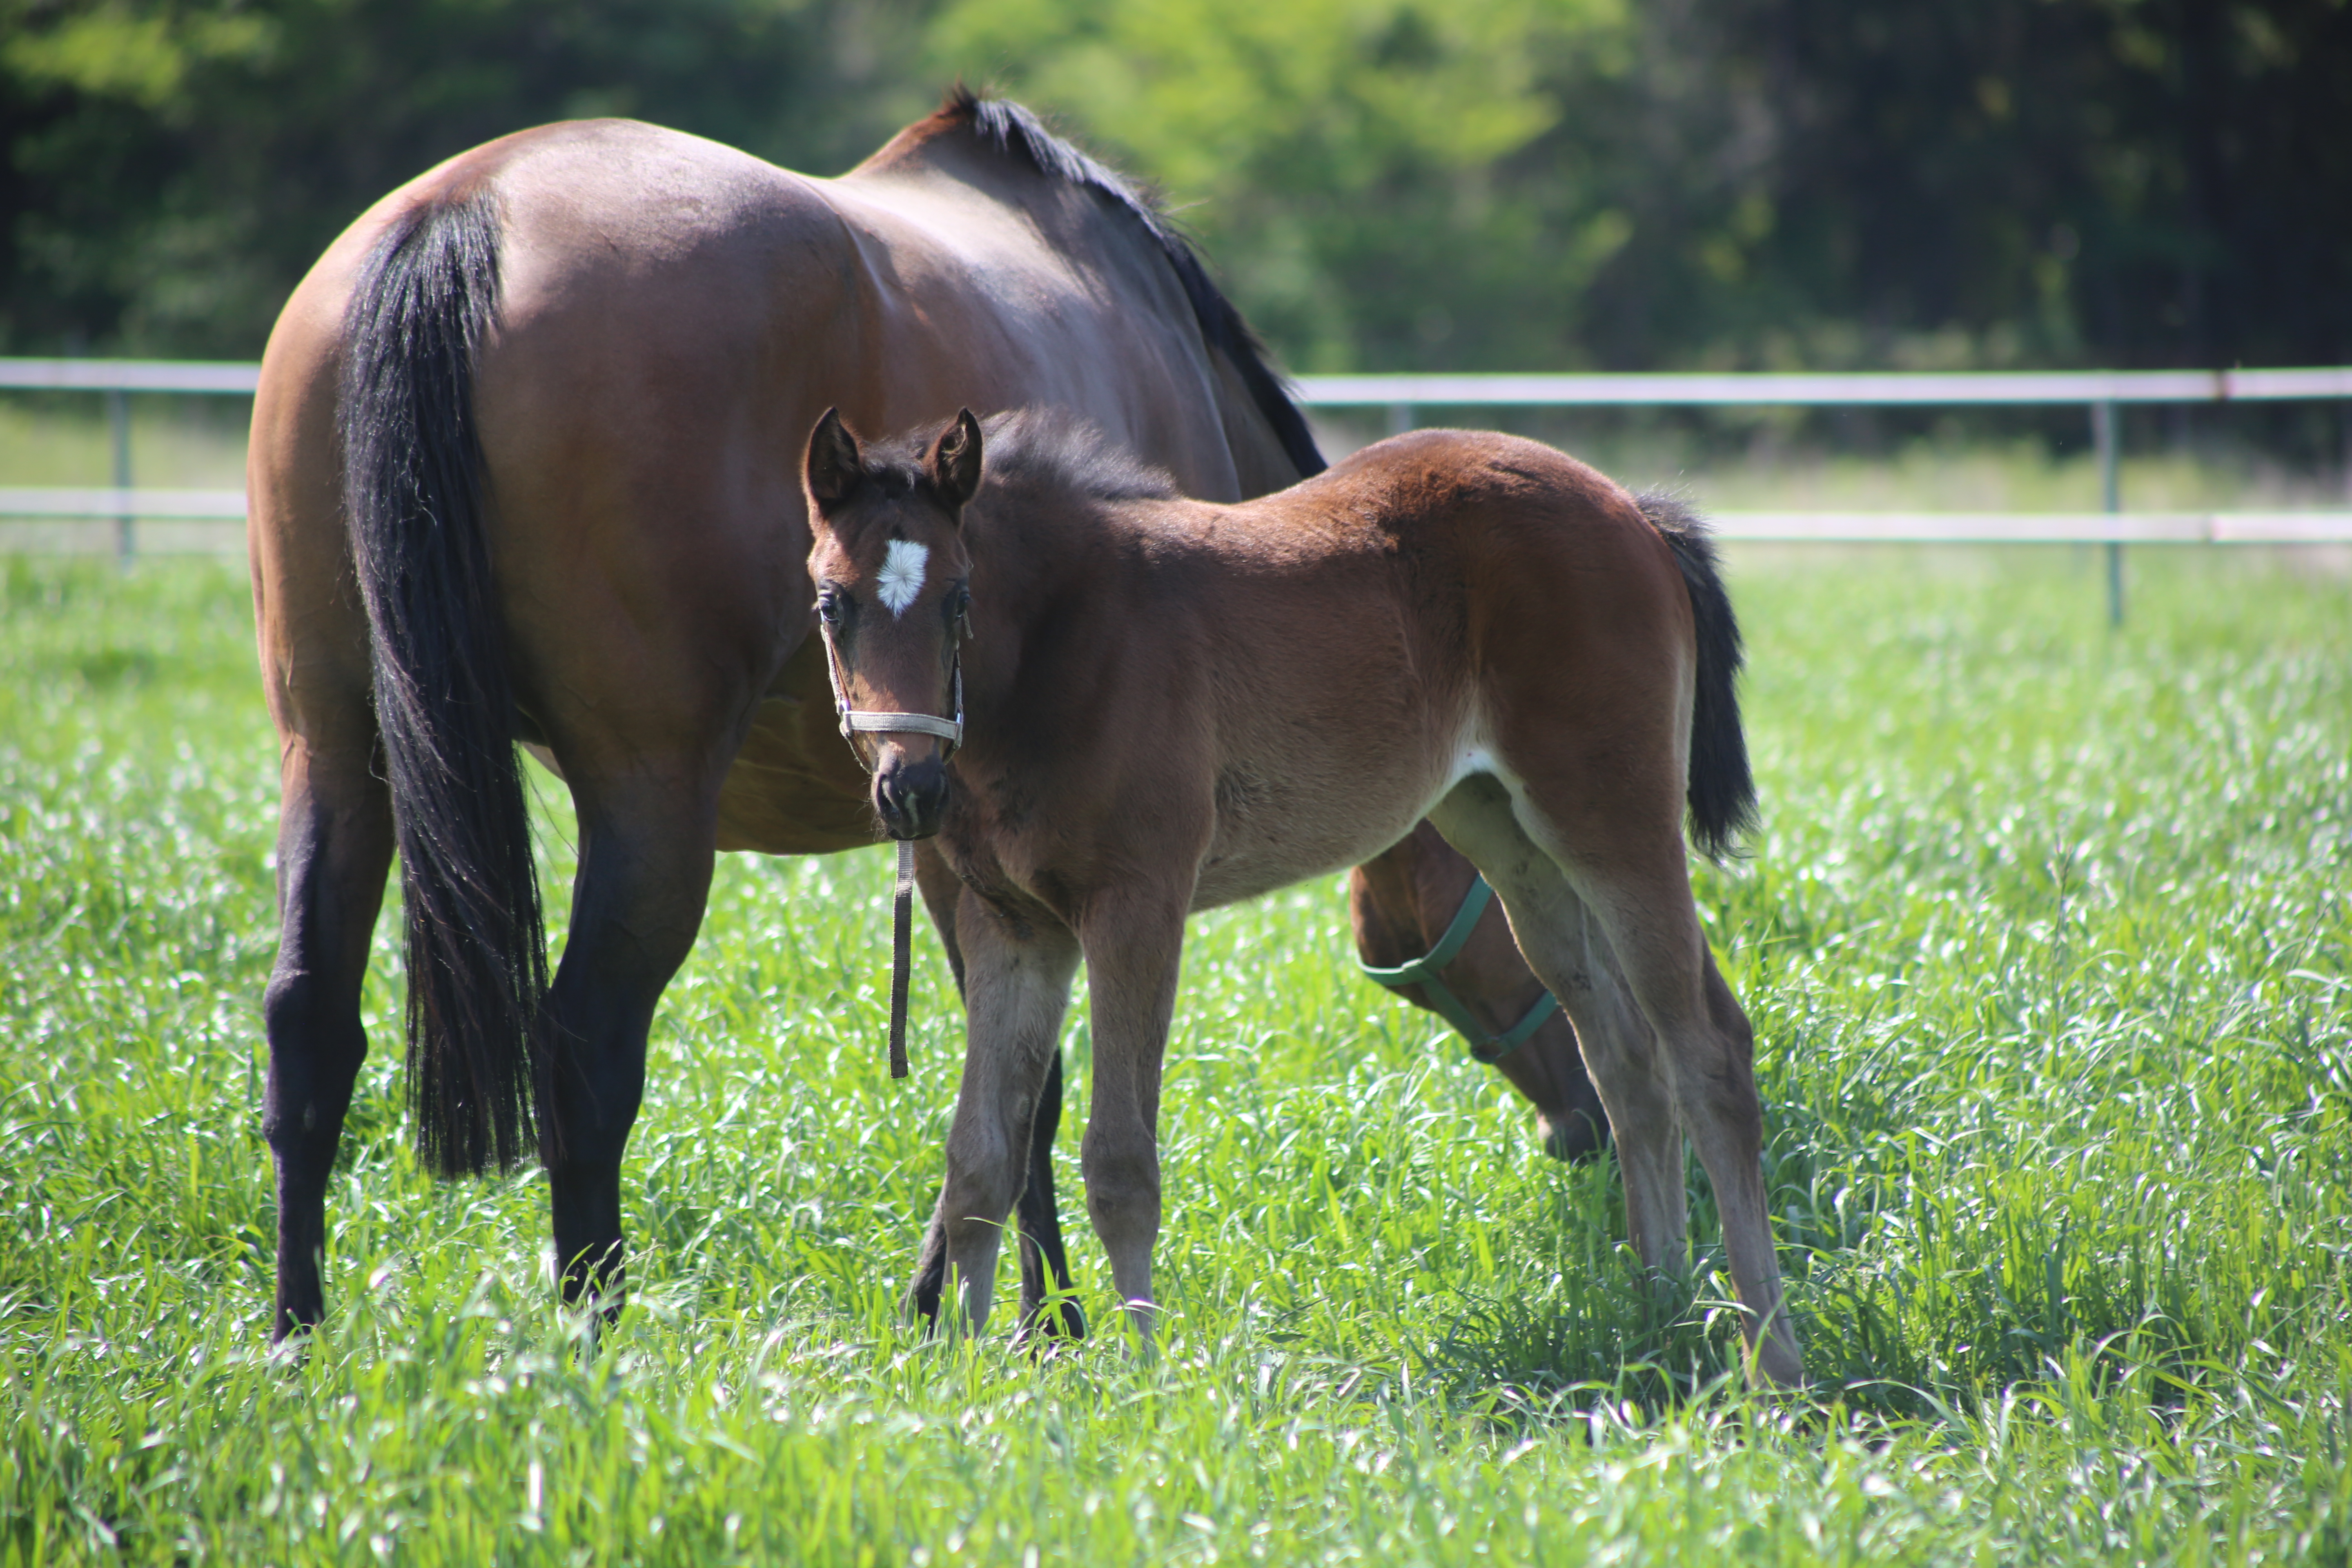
[1431,774,1800,1385]
[262,731,394,1340]
[912,888,1081,1335]
[538,768,722,1307]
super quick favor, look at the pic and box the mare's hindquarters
[249,187,539,1340]
[1433,479,1800,1384]
[267,147,768,1324]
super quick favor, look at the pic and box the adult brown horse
[803,409,1802,1385]
[246,90,1341,1341]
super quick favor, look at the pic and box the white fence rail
[0,487,249,519]
[1294,367,2352,407]
[5,489,2345,545]
[6,360,2350,615]
[9,356,2346,403]
[0,358,261,394]
[1709,511,2352,543]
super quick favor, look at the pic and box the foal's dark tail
[1637,494,1758,861]
[341,192,547,1179]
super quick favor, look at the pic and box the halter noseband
[817,619,966,761]
[1359,873,1559,1064]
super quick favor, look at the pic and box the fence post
[1388,402,1414,438]
[2341,398,2351,504]
[2093,399,2120,625]
[107,388,134,566]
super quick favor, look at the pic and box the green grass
[2,546,2348,1564]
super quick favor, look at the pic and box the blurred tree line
[4,0,2346,377]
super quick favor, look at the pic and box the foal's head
[804,407,982,841]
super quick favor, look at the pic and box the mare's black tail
[340,192,547,1178]
[1637,494,1758,861]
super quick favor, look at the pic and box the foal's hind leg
[1428,780,1687,1272]
[1432,775,1800,1385]
[910,888,1080,1336]
[1011,1050,1087,1339]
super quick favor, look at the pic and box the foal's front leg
[1076,889,1190,1343]
[905,849,1085,1339]
[920,889,1080,1334]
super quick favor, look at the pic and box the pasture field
[2,545,2348,1564]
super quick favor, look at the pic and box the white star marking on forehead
[875,539,929,617]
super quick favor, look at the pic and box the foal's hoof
[1541,1109,1610,1164]
[1013,1295,1088,1350]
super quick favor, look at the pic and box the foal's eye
[816,588,844,625]
[945,586,971,624]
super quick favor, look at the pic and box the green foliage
[2,547,2349,1560]
[937,0,2352,379]
[1646,0,2352,375]
[933,0,1632,370]
[6,0,2344,383]
[0,0,939,357]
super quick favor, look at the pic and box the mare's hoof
[1541,1109,1610,1165]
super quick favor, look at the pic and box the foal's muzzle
[874,750,950,840]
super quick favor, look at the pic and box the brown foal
[804,408,1802,1386]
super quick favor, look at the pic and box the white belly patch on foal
[1448,744,1498,787]
[1416,730,1512,820]
[876,540,929,616]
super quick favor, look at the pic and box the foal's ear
[806,408,864,508]
[927,408,984,513]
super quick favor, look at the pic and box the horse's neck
[967,478,1142,667]
[843,136,1096,263]
[1208,360,1315,497]
[971,476,1109,606]
[846,130,1314,501]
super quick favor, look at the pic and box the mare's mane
[931,88,1327,484]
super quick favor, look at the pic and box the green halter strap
[1356,873,1559,1064]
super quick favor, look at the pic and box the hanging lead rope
[889,840,914,1079]
[818,617,964,1080]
